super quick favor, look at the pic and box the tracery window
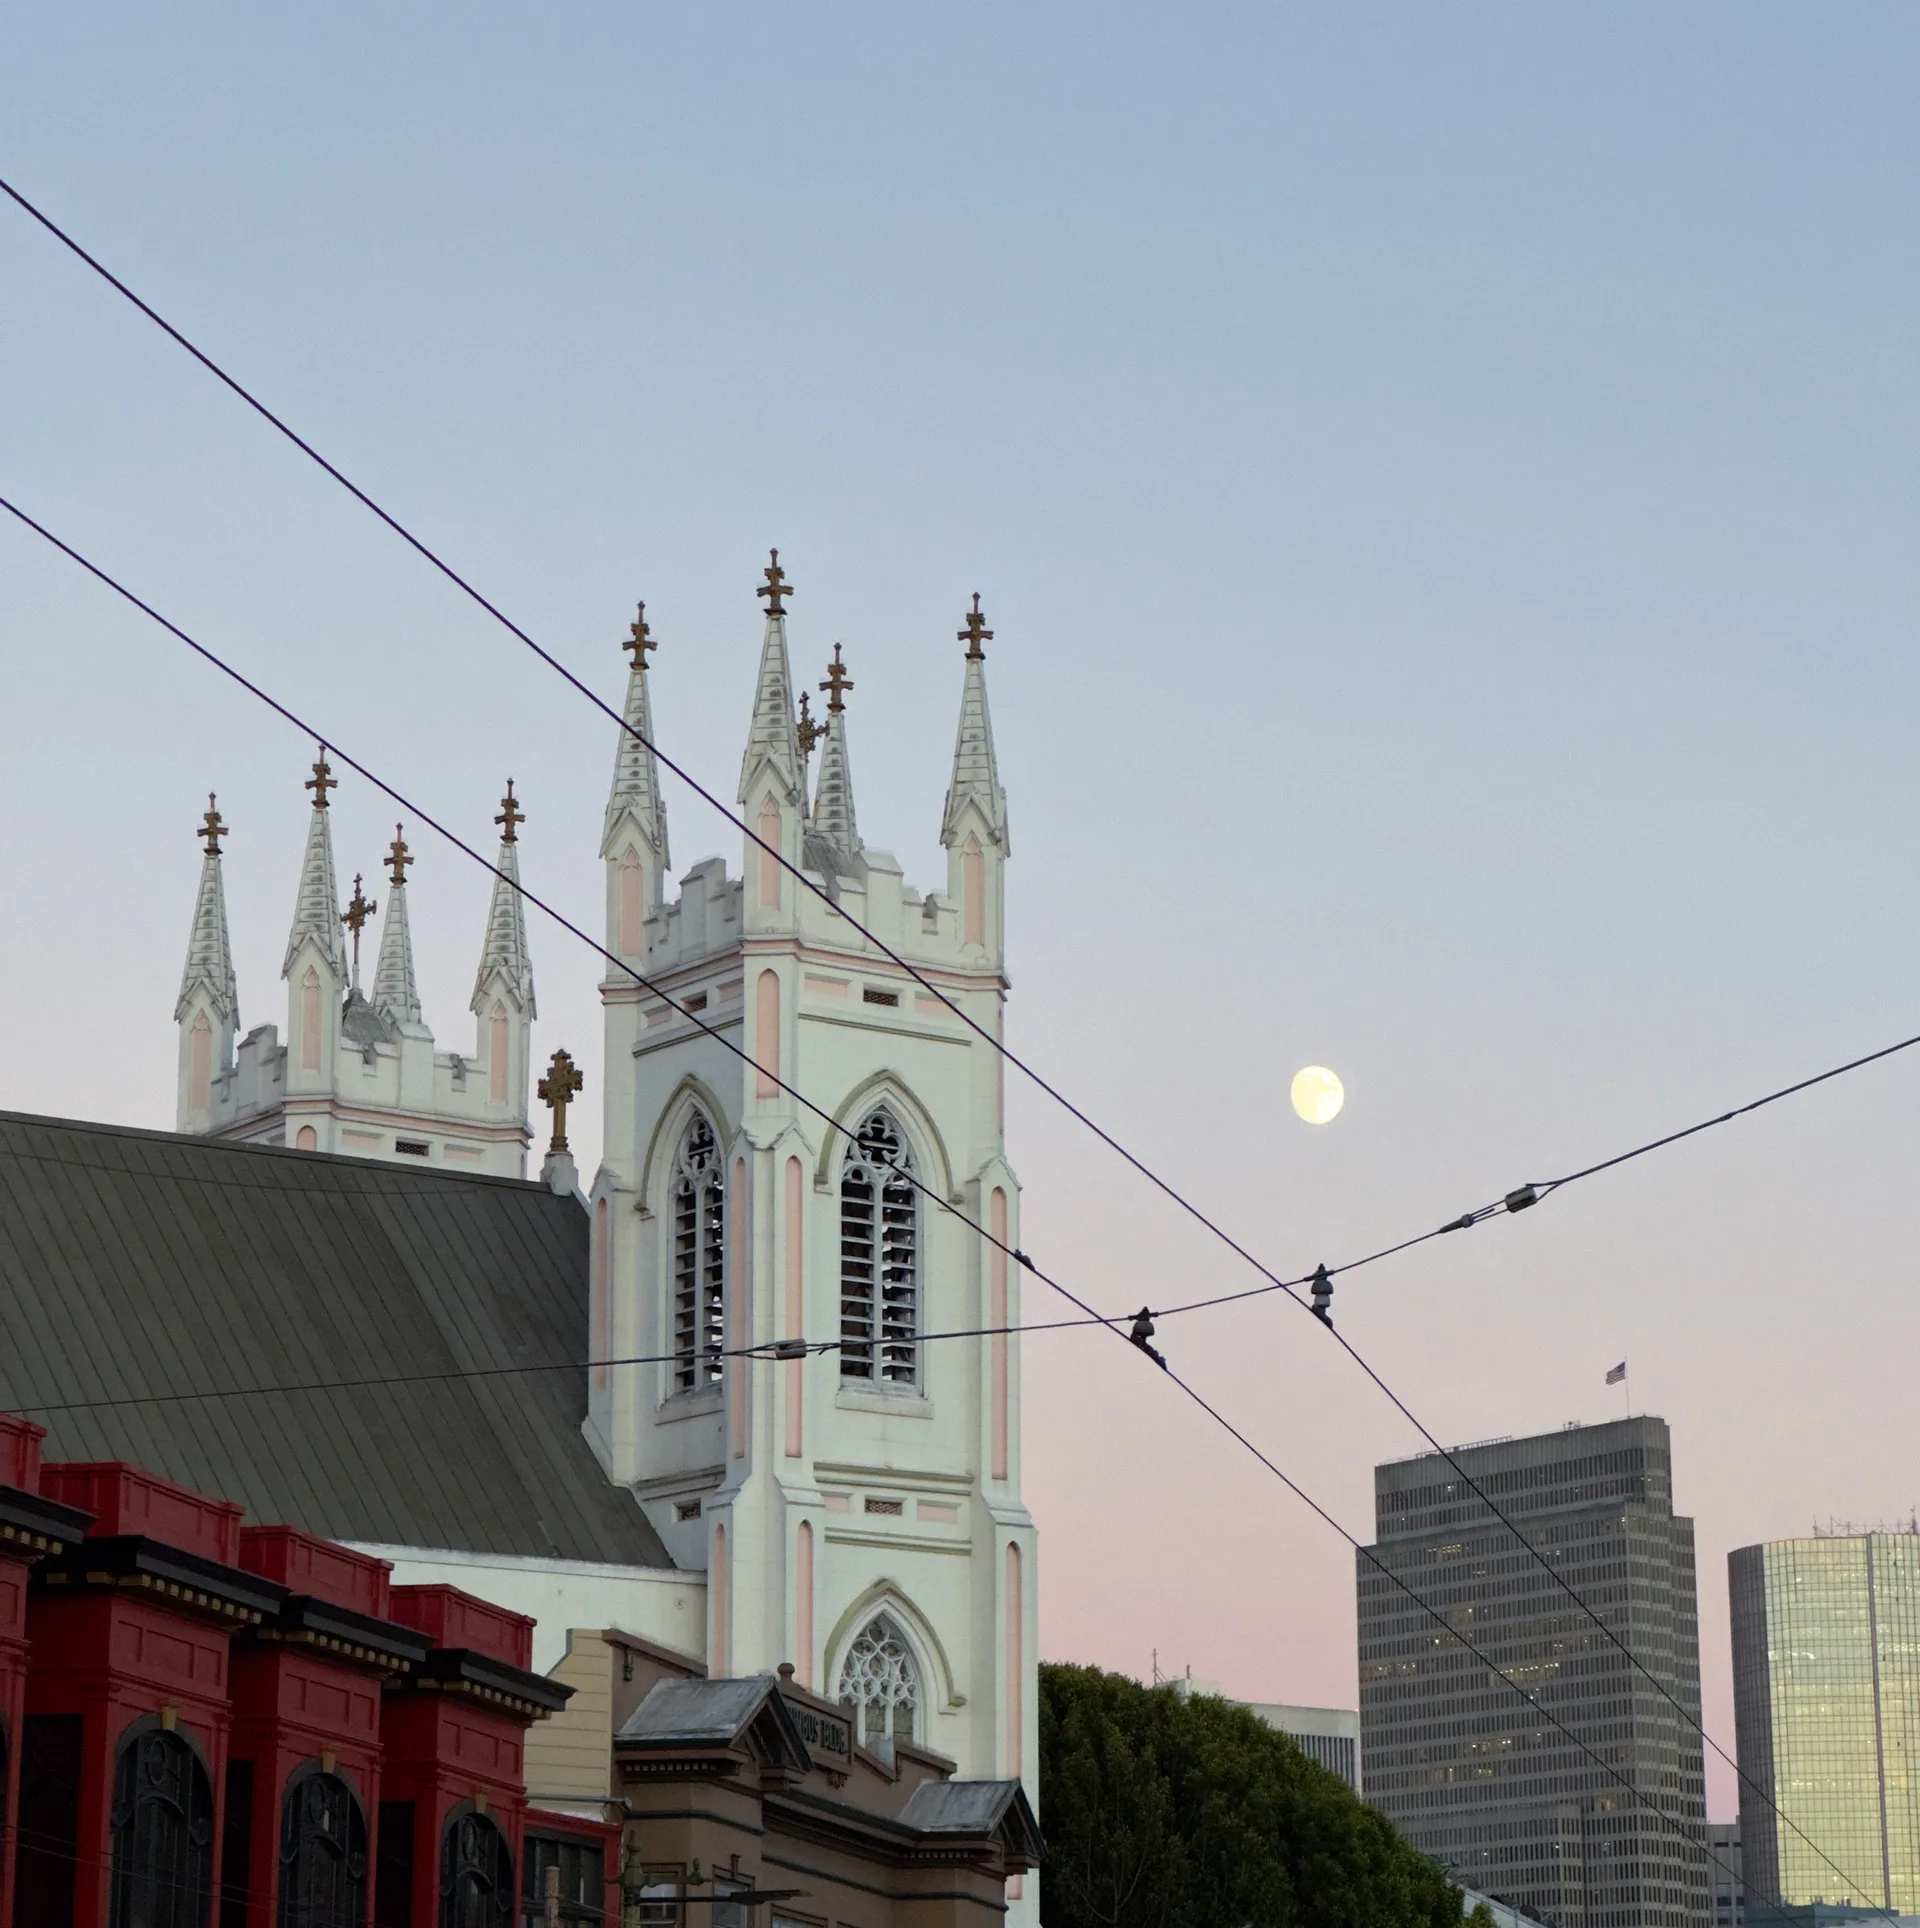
[671,1113,726,1392]
[439,1804,513,1928]
[837,1614,920,1752]
[110,1724,215,1928]
[279,1766,367,1928]
[838,1109,918,1388]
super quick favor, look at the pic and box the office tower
[1705,1819,1743,1928]
[1358,1416,1708,1928]
[1242,1703,1362,1791]
[1730,1528,1920,1919]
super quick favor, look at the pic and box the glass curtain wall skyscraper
[1358,1416,1708,1928]
[1729,1529,1920,1917]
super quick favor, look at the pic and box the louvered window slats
[840,1112,918,1388]
[671,1115,725,1392]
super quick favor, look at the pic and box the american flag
[1606,1361,1627,1385]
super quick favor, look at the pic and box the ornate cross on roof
[796,689,828,759]
[341,873,378,988]
[820,644,853,715]
[538,1047,584,1155]
[306,745,337,809]
[496,780,524,844]
[387,824,413,888]
[200,794,228,857]
[624,600,656,668]
[757,548,793,616]
[959,592,993,661]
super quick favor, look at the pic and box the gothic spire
[371,824,422,1023]
[176,794,238,1024]
[472,781,536,1015]
[810,646,861,855]
[283,746,347,977]
[737,548,803,808]
[941,596,1009,852]
[602,600,670,869]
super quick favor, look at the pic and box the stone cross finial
[306,745,337,809]
[341,873,378,987]
[960,592,993,661]
[796,689,828,758]
[757,548,793,616]
[538,1047,584,1154]
[200,794,228,857]
[496,780,524,843]
[624,600,656,668]
[820,644,853,715]
[387,825,412,888]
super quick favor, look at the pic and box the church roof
[0,1111,669,1570]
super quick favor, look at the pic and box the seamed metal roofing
[0,1111,670,1569]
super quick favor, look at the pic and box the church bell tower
[585,555,1036,1823]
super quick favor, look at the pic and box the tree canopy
[1039,1663,1491,1928]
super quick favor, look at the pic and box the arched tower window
[837,1613,920,1753]
[109,1723,214,1927]
[278,1765,367,1928]
[438,1803,513,1928]
[671,1113,726,1392]
[839,1109,918,1388]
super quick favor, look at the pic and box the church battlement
[173,761,536,1176]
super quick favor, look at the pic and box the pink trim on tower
[757,799,782,909]
[712,1521,731,1677]
[490,1007,508,1101]
[796,1519,815,1689]
[618,848,644,955]
[991,1187,1009,1482]
[300,969,322,1070]
[295,1125,318,1153]
[730,1156,749,1461]
[755,970,781,1099]
[962,834,985,947]
[1005,1540,1024,1779]
[189,1014,212,1113]
[785,1156,805,1458]
[591,1197,610,1391]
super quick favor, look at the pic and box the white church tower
[585,555,1037,1825]
[173,748,537,1175]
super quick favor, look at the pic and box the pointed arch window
[671,1113,726,1392]
[109,1723,215,1928]
[438,1803,512,1928]
[837,1613,920,1753]
[278,1765,367,1928]
[840,1109,919,1387]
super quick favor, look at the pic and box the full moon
[1290,1065,1345,1124]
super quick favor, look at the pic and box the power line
[2,493,1899,1913]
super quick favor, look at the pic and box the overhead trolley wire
[2,496,1900,1919]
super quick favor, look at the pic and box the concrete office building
[1706,1819,1743,1928]
[1730,1528,1920,1920]
[1243,1703,1362,1792]
[1358,1416,1709,1928]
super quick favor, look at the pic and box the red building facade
[0,1419,576,1928]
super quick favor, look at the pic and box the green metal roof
[0,1111,669,1569]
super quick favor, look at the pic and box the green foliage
[1038,1663,1471,1928]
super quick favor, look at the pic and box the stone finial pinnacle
[306,744,337,809]
[496,780,524,844]
[758,548,793,617]
[960,593,993,661]
[200,794,228,857]
[625,600,656,668]
[820,644,853,715]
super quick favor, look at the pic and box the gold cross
[758,548,793,616]
[496,780,524,844]
[538,1047,585,1154]
[820,643,853,715]
[200,794,228,857]
[387,824,412,888]
[306,745,337,809]
[959,592,993,661]
[624,600,656,668]
[341,873,378,987]
[796,689,828,758]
